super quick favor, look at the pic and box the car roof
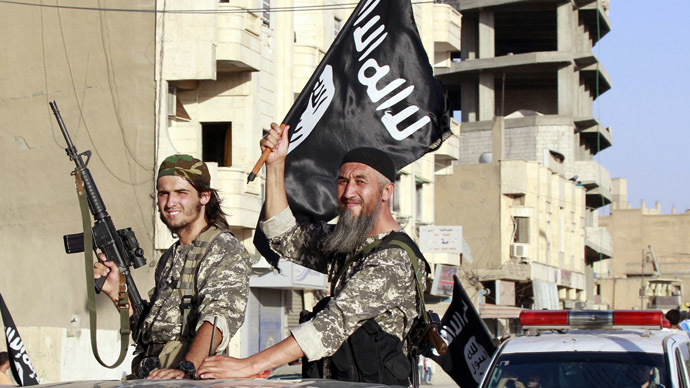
[31,378,390,388]
[498,329,690,354]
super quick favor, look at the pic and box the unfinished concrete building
[435,0,613,319]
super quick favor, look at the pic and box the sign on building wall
[420,225,463,253]
[431,264,458,297]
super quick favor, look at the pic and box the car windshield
[483,351,668,388]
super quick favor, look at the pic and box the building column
[477,11,495,121]
[461,14,477,60]
[478,11,494,59]
[557,66,576,117]
[461,80,478,122]
[556,3,573,53]
[479,73,495,121]
[585,262,595,308]
[557,3,575,117]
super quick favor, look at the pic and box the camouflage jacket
[139,229,251,354]
[261,208,426,361]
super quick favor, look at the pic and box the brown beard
[323,198,382,256]
[159,202,203,235]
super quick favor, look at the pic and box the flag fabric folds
[254,0,452,264]
[426,275,497,388]
[1,292,40,386]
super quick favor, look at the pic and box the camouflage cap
[158,154,211,189]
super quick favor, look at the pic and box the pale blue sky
[597,0,690,214]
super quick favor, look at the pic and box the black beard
[323,200,381,256]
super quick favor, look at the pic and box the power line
[0,0,443,14]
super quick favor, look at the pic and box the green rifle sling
[76,172,130,369]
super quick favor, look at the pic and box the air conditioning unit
[511,243,529,259]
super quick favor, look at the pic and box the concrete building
[433,0,613,333]
[595,178,690,310]
[0,0,461,381]
[436,118,588,336]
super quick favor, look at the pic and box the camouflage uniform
[139,230,251,355]
[261,208,426,363]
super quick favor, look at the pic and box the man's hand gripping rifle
[409,310,448,357]
[49,101,148,346]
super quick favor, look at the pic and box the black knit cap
[340,147,396,182]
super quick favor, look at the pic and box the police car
[479,310,690,388]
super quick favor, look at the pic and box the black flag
[254,0,451,263]
[0,292,40,386]
[427,275,497,388]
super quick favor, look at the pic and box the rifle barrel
[49,100,82,166]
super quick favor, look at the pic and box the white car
[479,310,690,388]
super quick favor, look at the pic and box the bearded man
[94,155,251,379]
[198,123,427,386]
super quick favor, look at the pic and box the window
[202,122,232,167]
[262,0,270,26]
[484,352,668,388]
[415,180,424,220]
[514,216,530,243]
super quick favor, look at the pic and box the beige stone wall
[599,206,690,307]
[597,278,646,310]
[600,209,690,279]
[436,163,502,269]
[0,0,156,380]
[501,160,585,272]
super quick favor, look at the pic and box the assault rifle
[49,101,148,345]
[409,310,448,356]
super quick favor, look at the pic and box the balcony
[574,160,611,208]
[575,117,612,153]
[648,295,681,309]
[433,3,461,53]
[575,0,611,44]
[458,0,540,11]
[585,226,612,261]
[434,120,460,174]
[216,3,262,72]
[574,55,612,97]
[436,51,572,83]
[208,164,263,229]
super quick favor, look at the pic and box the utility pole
[649,245,661,277]
[640,248,645,310]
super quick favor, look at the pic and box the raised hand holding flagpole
[252,0,452,266]
[247,123,287,183]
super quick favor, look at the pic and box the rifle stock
[426,323,448,355]
[49,101,148,340]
